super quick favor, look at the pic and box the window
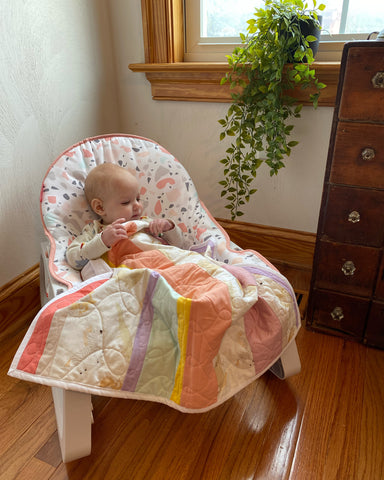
[184,0,384,61]
[129,0,341,105]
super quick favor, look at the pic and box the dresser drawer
[309,289,368,339]
[365,301,384,349]
[322,185,384,247]
[315,241,380,297]
[339,45,384,122]
[375,255,384,300]
[330,122,384,188]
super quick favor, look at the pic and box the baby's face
[100,172,143,224]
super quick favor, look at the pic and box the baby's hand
[148,219,174,237]
[101,218,128,247]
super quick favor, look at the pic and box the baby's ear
[91,198,104,215]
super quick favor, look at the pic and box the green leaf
[239,79,247,88]
[294,104,303,114]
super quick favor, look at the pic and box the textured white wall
[109,0,333,232]
[0,0,119,286]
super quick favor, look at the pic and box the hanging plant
[219,0,326,219]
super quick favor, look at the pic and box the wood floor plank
[320,341,366,480]
[14,457,55,480]
[133,403,232,480]
[0,326,30,397]
[50,399,172,480]
[0,381,53,452]
[357,347,384,480]
[288,334,366,480]
[146,382,260,480]
[0,404,57,480]
[217,377,284,479]
[188,380,265,480]
[246,375,303,480]
[35,431,62,468]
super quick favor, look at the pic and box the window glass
[334,0,384,34]
[185,0,384,61]
[201,0,261,38]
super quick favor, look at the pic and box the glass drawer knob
[331,307,344,322]
[361,147,375,161]
[342,260,356,276]
[348,211,360,223]
[372,71,384,89]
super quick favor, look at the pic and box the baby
[66,163,182,271]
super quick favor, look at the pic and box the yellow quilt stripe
[101,252,130,269]
[170,296,192,404]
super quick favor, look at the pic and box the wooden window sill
[136,1,339,106]
[129,61,340,106]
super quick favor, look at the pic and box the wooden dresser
[306,40,384,349]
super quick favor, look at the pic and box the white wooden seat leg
[51,387,93,462]
[269,340,301,379]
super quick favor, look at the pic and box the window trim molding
[129,0,340,106]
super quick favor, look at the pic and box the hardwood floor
[1,270,384,479]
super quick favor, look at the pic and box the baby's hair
[84,163,134,204]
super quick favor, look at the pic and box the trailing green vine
[219,0,326,219]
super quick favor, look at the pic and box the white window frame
[184,0,379,62]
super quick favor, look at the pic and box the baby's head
[84,163,143,224]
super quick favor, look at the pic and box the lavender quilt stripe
[240,265,300,327]
[122,271,160,391]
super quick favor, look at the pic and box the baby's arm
[148,218,185,248]
[100,218,129,247]
[66,228,109,270]
[66,219,128,270]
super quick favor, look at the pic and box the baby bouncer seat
[9,134,301,462]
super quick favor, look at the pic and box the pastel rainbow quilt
[9,221,300,412]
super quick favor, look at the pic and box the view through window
[200,0,383,38]
[185,0,384,61]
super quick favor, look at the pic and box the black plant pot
[286,15,322,62]
[302,15,322,56]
